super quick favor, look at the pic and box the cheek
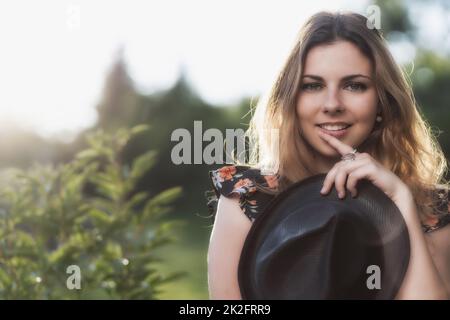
[296,96,317,121]
[342,91,378,114]
[296,100,324,145]
[343,94,378,122]
[353,107,377,122]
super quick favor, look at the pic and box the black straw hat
[238,174,410,300]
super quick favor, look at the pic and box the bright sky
[0,0,446,141]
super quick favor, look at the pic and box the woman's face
[296,40,379,169]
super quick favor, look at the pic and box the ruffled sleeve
[205,165,278,222]
[422,187,450,233]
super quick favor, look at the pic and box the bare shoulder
[214,194,253,230]
[425,223,450,296]
[209,195,253,249]
[425,223,450,258]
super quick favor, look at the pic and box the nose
[322,87,344,114]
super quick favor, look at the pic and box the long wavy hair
[238,11,449,221]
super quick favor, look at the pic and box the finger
[321,159,356,195]
[346,166,372,198]
[317,130,355,156]
[321,156,367,195]
[335,160,367,198]
[335,169,348,198]
[320,163,341,195]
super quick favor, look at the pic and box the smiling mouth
[316,124,352,131]
[316,124,352,137]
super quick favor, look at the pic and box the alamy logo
[170,121,279,166]
[366,5,381,30]
[366,265,381,290]
[66,4,81,31]
[66,265,81,290]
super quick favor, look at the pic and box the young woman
[206,11,450,299]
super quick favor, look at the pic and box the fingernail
[339,192,344,199]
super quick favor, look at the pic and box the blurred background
[0,0,449,299]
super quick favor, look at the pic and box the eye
[344,82,367,92]
[301,82,323,91]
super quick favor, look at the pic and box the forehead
[303,40,373,77]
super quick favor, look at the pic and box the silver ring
[341,149,358,161]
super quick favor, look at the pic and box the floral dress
[206,165,450,233]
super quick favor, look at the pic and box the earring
[376,115,382,122]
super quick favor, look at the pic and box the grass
[153,215,211,300]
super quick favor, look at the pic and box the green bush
[0,125,186,299]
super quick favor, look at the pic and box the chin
[319,146,341,158]
[307,139,338,158]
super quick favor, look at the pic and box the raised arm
[207,194,252,300]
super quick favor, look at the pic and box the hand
[317,131,411,206]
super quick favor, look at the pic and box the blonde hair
[238,11,449,220]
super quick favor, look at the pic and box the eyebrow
[302,74,372,81]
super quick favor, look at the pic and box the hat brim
[238,174,410,300]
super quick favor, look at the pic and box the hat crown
[256,201,380,299]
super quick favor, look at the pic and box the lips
[316,124,352,138]
[316,123,352,130]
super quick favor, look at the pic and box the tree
[0,125,185,299]
[96,47,138,130]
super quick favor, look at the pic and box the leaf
[142,187,182,221]
[0,267,11,286]
[104,241,123,260]
[124,192,149,212]
[89,173,122,201]
[129,150,158,182]
[75,149,100,161]
[88,208,113,225]
[130,124,151,137]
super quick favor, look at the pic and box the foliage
[0,125,185,299]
